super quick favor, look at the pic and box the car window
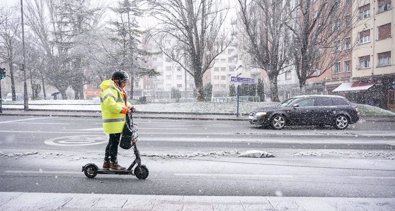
[332,97,349,105]
[294,98,315,107]
[280,98,297,107]
[315,97,333,106]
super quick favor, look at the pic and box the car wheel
[334,115,349,130]
[271,114,286,130]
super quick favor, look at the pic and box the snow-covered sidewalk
[1,192,394,211]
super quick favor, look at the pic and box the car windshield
[280,98,298,107]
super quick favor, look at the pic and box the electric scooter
[82,114,149,180]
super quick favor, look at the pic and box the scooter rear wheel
[84,164,98,179]
[134,165,149,180]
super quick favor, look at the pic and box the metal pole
[21,0,28,111]
[0,79,2,113]
[236,84,239,117]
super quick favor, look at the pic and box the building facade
[333,0,394,110]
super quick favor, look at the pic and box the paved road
[0,116,394,198]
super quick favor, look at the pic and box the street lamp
[20,0,28,111]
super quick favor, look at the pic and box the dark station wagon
[249,95,359,130]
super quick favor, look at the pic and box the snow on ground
[3,100,395,116]
[238,150,275,158]
[294,150,395,160]
[1,149,394,161]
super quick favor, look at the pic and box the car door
[314,97,334,124]
[289,98,316,125]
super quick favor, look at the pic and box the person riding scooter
[100,71,135,171]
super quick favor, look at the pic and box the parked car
[249,95,359,130]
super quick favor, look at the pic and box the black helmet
[111,71,129,82]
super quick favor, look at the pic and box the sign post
[231,75,255,117]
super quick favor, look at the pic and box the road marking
[79,127,189,131]
[0,130,100,134]
[0,117,50,124]
[348,176,395,180]
[174,173,293,179]
[44,135,108,146]
[175,173,395,180]
[4,170,81,175]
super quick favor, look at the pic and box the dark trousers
[104,133,121,162]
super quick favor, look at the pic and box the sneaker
[103,161,110,170]
[110,162,126,171]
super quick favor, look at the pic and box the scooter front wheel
[83,164,98,179]
[134,165,149,180]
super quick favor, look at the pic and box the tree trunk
[41,75,46,99]
[269,74,279,102]
[194,72,204,101]
[8,61,16,101]
[60,90,67,100]
[129,74,134,100]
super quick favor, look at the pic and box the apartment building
[333,0,394,110]
[203,24,262,100]
[303,0,354,95]
[136,38,195,101]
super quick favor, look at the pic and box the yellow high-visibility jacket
[99,80,131,134]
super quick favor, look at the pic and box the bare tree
[237,0,293,102]
[287,0,357,91]
[0,7,21,101]
[147,0,230,101]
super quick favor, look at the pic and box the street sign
[230,76,255,84]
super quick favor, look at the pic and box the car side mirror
[293,104,299,108]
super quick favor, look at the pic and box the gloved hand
[128,106,136,113]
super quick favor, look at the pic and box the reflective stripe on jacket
[99,79,131,134]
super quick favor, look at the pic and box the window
[165,57,172,62]
[378,23,391,40]
[344,60,351,72]
[166,75,172,80]
[332,21,341,31]
[334,40,341,52]
[177,84,182,88]
[166,66,172,71]
[344,37,351,50]
[334,62,341,73]
[315,97,333,106]
[214,67,219,72]
[214,75,220,80]
[332,98,349,105]
[359,4,370,19]
[311,69,321,77]
[378,0,391,13]
[176,75,182,80]
[359,30,370,44]
[285,70,292,80]
[359,56,370,69]
[345,15,352,26]
[378,51,391,67]
[221,67,226,71]
[295,98,315,107]
[221,75,226,80]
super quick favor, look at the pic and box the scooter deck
[97,169,134,175]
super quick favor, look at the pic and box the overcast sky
[1,0,238,30]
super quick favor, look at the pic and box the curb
[1,108,395,122]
